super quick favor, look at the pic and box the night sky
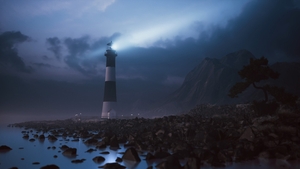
[1,0,300,122]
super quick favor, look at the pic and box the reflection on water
[0,125,299,169]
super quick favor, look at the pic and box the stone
[115,157,123,162]
[86,148,96,153]
[154,151,171,159]
[0,145,12,152]
[29,138,35,142]
[122,147,141,162]
[23,134,29,139]
[239,127,255,142]
[40,164,60,169]
[32,162,40,165]
[84,138,98,145]
[110,136,120,149]
[156,155,181,169]
[99,162,126,169]
[145,152,155,160]
[62,148,77,156]
[71,159,86,163]
[100,151,110,154]
[184,156,201,169]
[60,145,69,151]
[48,135,58,141]
[92,156,105,163]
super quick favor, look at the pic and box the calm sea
[0,124,299,169]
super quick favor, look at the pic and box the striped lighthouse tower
[101,41,117,119]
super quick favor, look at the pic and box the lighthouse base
[101,102,116,119]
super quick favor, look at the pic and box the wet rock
[100,151,110,154]
[53,155,58,158]
[39,135,45,140]
[71,159,86,163]
[32,162,40,165]
[29,138,35,142]
[122,147,141,162]
[147,166,153,169]
[86,148,96,153]
[154,151,171,159]
[156,155,181,169]
[60,145,69,151]
[48,135,58,141]
[34,134,39,138]
[40,164,60,169]
[52,146,56,150]
[0,145,12,152]
[71,138,79,142]
[98,162,126,169]
[184,156,201,169]
[109,136,120,149]
[96,141,107,149]
[115,157,123,162]
[84,138,98,145]
[145,152,155,160]
[23,134,29,139]
[92,156,105,163]
[62,148,77,156]
[239,127,255,142]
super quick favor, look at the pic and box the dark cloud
[63,33,121,76]
[193,0,300,62]
[32,62,55,68]
[46,37,62,60]
[0,31,33,73]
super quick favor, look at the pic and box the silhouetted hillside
[150,49,300,116]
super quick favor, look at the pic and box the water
[1,124,300,169]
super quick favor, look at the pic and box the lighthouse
[101,41,117,119]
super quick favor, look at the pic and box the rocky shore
[7,104,300,169]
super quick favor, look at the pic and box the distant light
[111,43,118,50]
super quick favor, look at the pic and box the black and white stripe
[102,49,117,119]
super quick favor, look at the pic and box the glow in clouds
[112,16,197,51]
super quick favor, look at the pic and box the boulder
[71,159,86,163]
[92,156,105,163]
[84,138,98,145]
[40,164,60,169]
[62,148,77,156]
[184,156,201,169]
[99,162,126,169]
[39,135,45,140]
[29,138,35,142]
[110,136,120,149]
[122,148,141,162]
[154,151,171,159]
[23,134,29,139]
[60,145,69,151]
[156,155,181,169]
[145,152,155,160]
[86,148,96,153]
[48,135,58,141]
[239,127,255,142]
[115,157,123,162]
[0,145,12,152]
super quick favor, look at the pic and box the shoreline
[6,108,300,168]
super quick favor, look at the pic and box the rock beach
[9,104,300,168]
